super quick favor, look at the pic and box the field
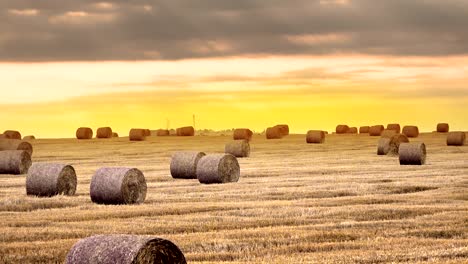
[0,133,467,263]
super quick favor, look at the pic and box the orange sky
[1,55,467,138]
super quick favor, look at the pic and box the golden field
[0,133,467,263]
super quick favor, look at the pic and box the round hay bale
[144,129,151,137]
[347,127,358,134]
[377,138,391,155]
[437,123,449,133]
[266,126,282,139]
[386,123,401,133]
[399,143,426,165]
[388,134,409,156]
[0,139,33,156]
[176,126,195,136]
[97,127,113,138]
[402,126,419,138]
[112,132,119,138]
[169,129,177,136]
[3,130,21,140]
[359,126,370,134]
[336,125,349,134]
[26,163,77,197]
[369,125,384,136]
[129,129,146,141]
[381,129,397,138]
[225,140,250,157]
[274,124,289,136]
[23,135,35,140]
[170,151,206,179]
[196,154,240,184]
[90,167,147,204]
[76,127,93,139]
[0,150,32,174]
[156,129,170,136]
[65,234,187,264]
[446,132,465,146]
[306,130,325,144]
[233,128,253,141]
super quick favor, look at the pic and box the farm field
[0,133,467,263]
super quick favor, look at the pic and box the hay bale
[233,128,253,141]
[176,126,195,136]
[76,127,93,139]
[129,129,146,141]
[402,126,419,138]
[446,132,465,146]
[156,129,170,136]
[0,139,33,156]
[90,167,147,204]
[347,127,358,134]
[266,126,283,139]
[97,127,113,138]
[0,150,32,174]
[196,154,240,184]
[381,129,397,138]
[3,130,21,140]
[437,123,449,133]
[65,234,186,264]
[399,143,426,165]
[225,140,250,157]
[359,126,370,134]
[388,134,409,156]
[144,129,151,137]
[377,138,391,155]
[112,132,119,138]
[369,125,384,136]
[306,130,325,144]
[23,135,35,140]
[169,129,177,136]
[336,125,349,134]
[26,163,77,197]
[170,151,206,179]
[274,124,289,136]
[387,123,401,133]
[0,134,4,138]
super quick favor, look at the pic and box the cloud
[0,0,467,61]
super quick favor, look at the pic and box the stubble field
[0,133,467,263]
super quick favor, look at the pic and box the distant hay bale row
[26,163,77,197]
[76,127,93,139]
[377,134,409,155]
[387,123,401,133]
[336,125,349,134]
[402,126,419,138]
[170,151,206,179]
[155,129,170,136]
[97,127,113,138]
[0,139,33,156]
[23,135,35,140]
[233,128,253,141]
[437,123,449,133]
[112,132,119,138]
[306,130,325,144]
[369,125,384,136]
[225,140,250,157]
[266,126,282,139]
[399,143,426,165]
[447,132,465,146]
[0,150,32,174]
[3,130,21,140]
[91,167,147,204]
[176,126,195,136]
[275,124,289,136]
[65,235,187,264]
[197,154,240,184]
[347,127,358,134]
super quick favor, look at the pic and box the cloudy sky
[1,0,467,137]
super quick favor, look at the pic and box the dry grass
[0,133,467,263]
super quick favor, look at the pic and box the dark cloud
[1,0,468,61]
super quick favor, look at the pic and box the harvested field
[0,133,467,263]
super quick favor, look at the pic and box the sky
[0,0,467,138]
